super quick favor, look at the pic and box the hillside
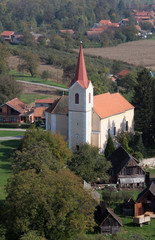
[83,40,155,71]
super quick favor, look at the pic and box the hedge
[0,123,31,129]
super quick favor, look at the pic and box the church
[46,43,134,152]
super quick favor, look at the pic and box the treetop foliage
[5,169,96,240]
[68,143,111,183]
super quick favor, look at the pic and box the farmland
[83,40,155,71]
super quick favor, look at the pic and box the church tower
[68,42,94,149]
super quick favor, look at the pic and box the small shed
[135,182,155,216]
[123,198,135,216]
[99,208,122,235]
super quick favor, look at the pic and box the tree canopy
[20,127,72,170]
[132,68,154,145]
[68,143,111,183]
[0,75,21,105]
[5,169,96,240]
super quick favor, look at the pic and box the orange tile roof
[35,99,54,104]
[34,107,47,118]
[118,69,130,77]
[59,29,74,34]
[69,43,90,89]
[93,92,134,119]
[0,31,14,36]
[5,98,26,113]
[99,20,111,25]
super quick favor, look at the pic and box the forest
[0,0,154,34]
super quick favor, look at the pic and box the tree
[104,135,115,158]
[22,31,36,47]
[0,42,10,74]
[20,231,46,240]
[0,75,21,105]
[132,68,154,145]
[4,169,96,240]
[68,143,111,183]
[18,50,40,77]
[11,141,63,174]
[119,72,137,92]
[21,127,72,167]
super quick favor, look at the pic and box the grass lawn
[148,168,155,177]
[118,214,155,240]
[0,131,25,137]
[20,93,53,104]
[0,140,21,201]
[9,70,68,89]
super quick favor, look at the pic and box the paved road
[0,128,26,131]
[17,80,69,92]
[0,136,24,140]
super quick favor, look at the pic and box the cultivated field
[83,40,155,71]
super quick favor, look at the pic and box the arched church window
[126,121,128,131]
[89,93,91,103]
[75,93,79,104]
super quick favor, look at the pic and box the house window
[89,93,91,103]
[126,121,128,131]
[75,93,79,104]
[114,127,116,136]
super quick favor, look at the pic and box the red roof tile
[5,98,26,113]
[0,31,14,36]
[59,29,74,35]
[118,70,130,77]
[93,92,134,119]
[34,107,47,118]
[99,20,111,25]
[69,43,90,89]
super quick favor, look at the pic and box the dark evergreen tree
[104,135,115,158]
[132,68,154,145]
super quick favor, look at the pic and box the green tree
[11,141,63,174]
[21,127,72,167]
[68,143,111,183]
[0,75,21,105]
[104,135,115,158]
[5,169,96,240]
[119,72,137,92]
[18,50,40,77]
[0,43,10,74]
[20,231,46,240]
[132,68,154,145]
[22,31,36,47]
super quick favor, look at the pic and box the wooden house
[123,198,135,216]
[108,146,146,188]
[0,98,33,123]
[95,204,122,235]
[135,182,155,216]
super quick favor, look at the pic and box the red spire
[69,42,90,89]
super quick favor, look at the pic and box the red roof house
[117,70,131,78]
[0,98,33,123]
[0,31,15,41]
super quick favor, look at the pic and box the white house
[46,43,134,151]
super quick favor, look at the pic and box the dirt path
[19,81,63,98]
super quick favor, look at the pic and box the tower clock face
[75,134,80,139]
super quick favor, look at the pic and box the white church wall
[46,112,51,131]
[100,108,134,151]
[56,114,68,139]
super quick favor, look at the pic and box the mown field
[83,40,155,71]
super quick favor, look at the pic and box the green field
[20,93,53,104]
[0,131,25,137]
[9,70,68,89]
[0,140,21,200]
